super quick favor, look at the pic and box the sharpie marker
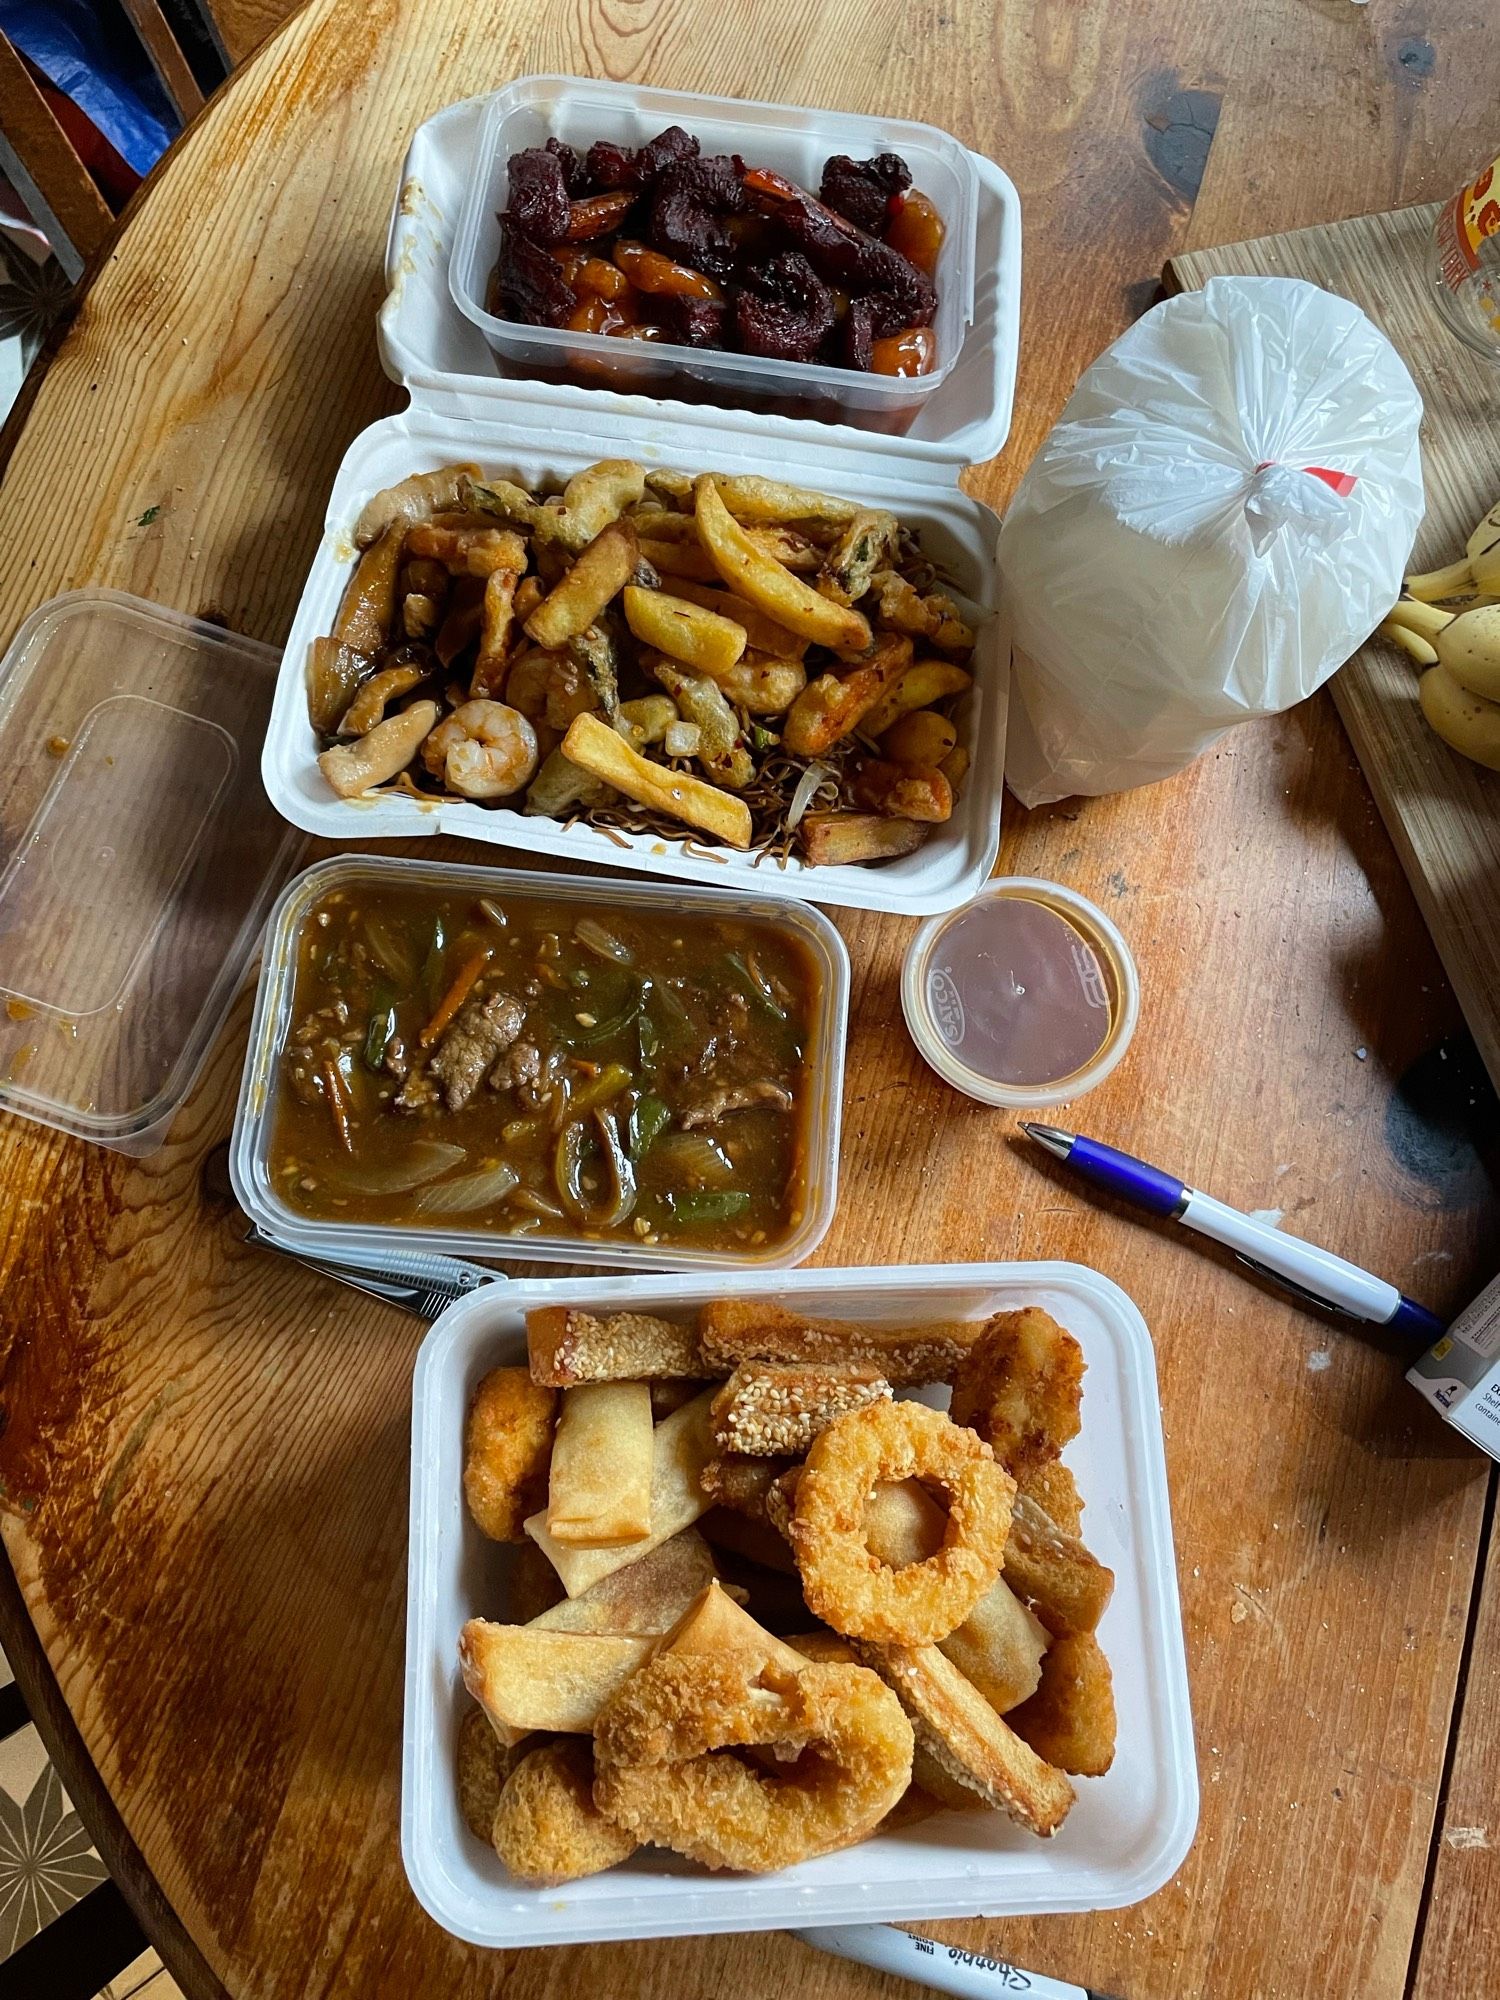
[791,1923,1121,1998]
[1021,1124,1445,1339]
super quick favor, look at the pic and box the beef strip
[489,1039,540,1097]
[680,1081,794,1128]
[428,992,525,1111]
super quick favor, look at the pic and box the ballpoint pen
[1021,1124,1447,1340]
[790,1923,1122,1999]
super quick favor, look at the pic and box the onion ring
[490,1738,638,1885]
[592,1653,913,1871]
[787,1401,1015,1645]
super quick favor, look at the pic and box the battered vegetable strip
[1005,1632,1116,1777]
[560,712,753,848]
[524,1389,717,1597]
[546,1381,654,1545]
[852,1640,1075,1837]
[651,660,753,788]
[949,1308,1085,1479]
[709,1361,892,1457]
[533,459,646,554]
[698,1298,980,1387]
[694,475,872,651]
[526,1306,712,1386]
[459,1623,653,1742]
[333,527,403,656]
[871,569,974,652]
[526,1528,727,1635]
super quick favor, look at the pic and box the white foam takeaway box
[262,82,1022,914]
[403,1262,1198,1947]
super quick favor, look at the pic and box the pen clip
[1233,1252,1347,1318]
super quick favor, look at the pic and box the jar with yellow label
[1429,153,1500,361]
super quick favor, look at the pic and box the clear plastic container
[229,853,849,1272]
[0,590,302,1154]
[448,76,980,431]
[402,1261,1198,1947]
[261,405,1007,916]
[903,879,1140,1108]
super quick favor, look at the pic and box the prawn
[421,699,539,799]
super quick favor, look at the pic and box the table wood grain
[0,5,1496,1999]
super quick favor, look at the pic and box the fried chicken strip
[1006,1632,1117,1777]
[491,1738,638,1885]
[463,1366,557,1542]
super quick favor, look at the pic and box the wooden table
[0,5,1496,1997]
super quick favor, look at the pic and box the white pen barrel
[1178,1191,1400,1321]
[789,1925,1091,1999]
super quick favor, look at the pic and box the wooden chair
[0,0,298,279]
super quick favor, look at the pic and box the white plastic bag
[1000,275,1425,805]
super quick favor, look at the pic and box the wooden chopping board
[1168,202,1500,1090]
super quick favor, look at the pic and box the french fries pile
[310,459,978,866]
[456,1299,1116,1886]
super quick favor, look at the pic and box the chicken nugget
[464,1366,557,1542]
[949,1308,1084,1479]
[456,1704,520,1843]
[490,1738,638,1885]
[1006,1633,1116,1776]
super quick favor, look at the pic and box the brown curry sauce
[267,881,818,1252]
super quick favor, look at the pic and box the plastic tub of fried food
[402,1262,1197,1947]
[262,425,1005,915]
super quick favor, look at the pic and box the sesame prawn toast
[709,1360,892,1457]
[526,1306,714,1386]
[699,1453,798,1520]
[1005,1494,1114,1638]
[853,1640,1076,1836]
[697,1298,980,1387]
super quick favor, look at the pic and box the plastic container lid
[0,590,303,1155]
[903,877,1140,1108]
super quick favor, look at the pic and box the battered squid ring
[788,1401,1015,1645]
[592,1653,913,1871]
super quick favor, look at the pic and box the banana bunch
[1377,500,1500,771]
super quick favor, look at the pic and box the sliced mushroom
[338,663,431,736]
[317,700,440,798]
[355,464,481,547]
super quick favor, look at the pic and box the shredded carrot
[322,1057,354,1152]
[420,946,491,1046]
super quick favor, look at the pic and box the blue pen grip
[1386,1294,1448,1342]
[1068,1135,1187,1218]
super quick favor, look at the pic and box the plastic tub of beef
[448,76,981,430]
